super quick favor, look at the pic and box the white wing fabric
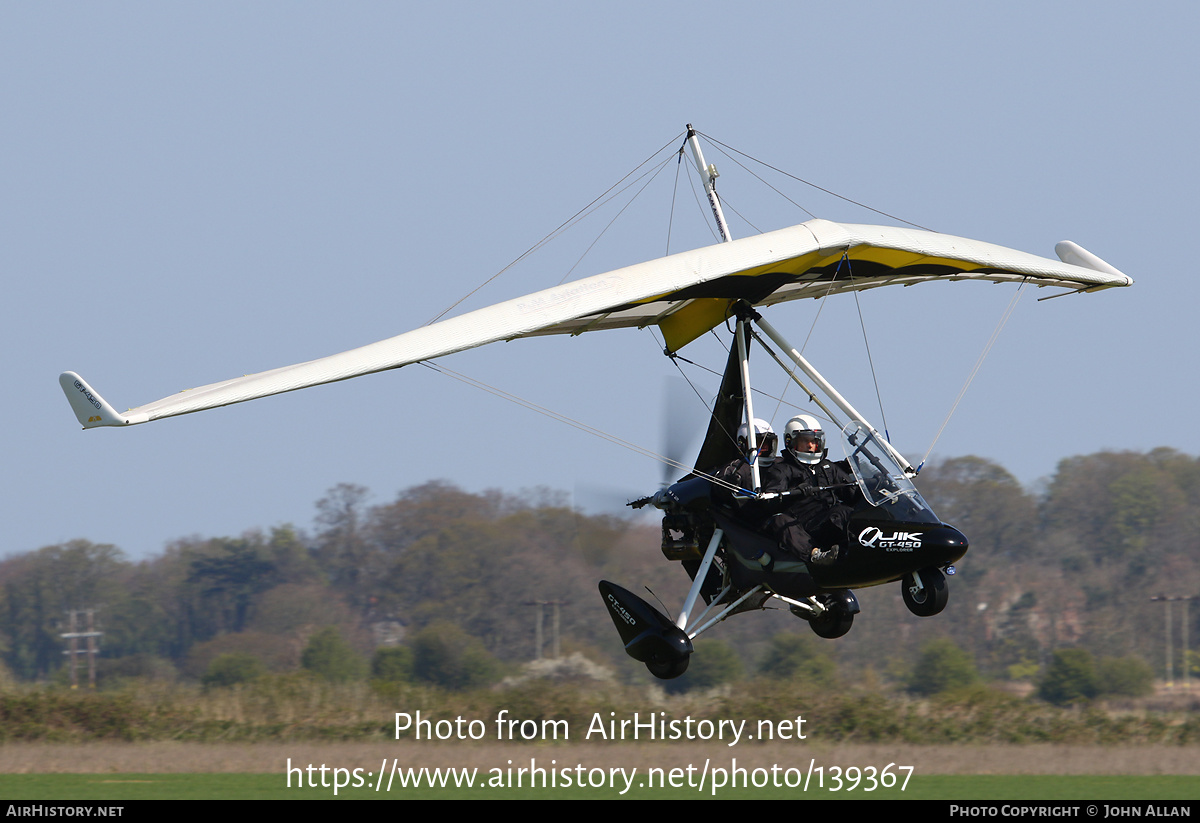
[60,219,1131,429]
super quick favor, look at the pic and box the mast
[734,314,761,492]
[685,125,763,488]
[684,124,731,243]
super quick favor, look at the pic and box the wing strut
[747,305,917,476]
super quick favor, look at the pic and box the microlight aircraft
[60,127,1131,679]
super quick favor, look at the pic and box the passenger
[709,418,783,570]
[712,417,780,496]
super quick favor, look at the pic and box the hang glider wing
[61,219,1131,429]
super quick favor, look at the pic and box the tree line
[0,448,1197,696]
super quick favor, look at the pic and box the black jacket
[774,450,860,530]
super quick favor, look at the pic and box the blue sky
[4,2,1196,559]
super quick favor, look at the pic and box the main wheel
[646,655,690,680]
[808,605,854,639]
[902,567,948,616]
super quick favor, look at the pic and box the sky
[4,2,1197,560]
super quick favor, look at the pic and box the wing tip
[59,371,129,428]
[1055,241,1133,286]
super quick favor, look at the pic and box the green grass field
[0,774,1197,800]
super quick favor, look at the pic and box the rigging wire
[843,254,892,442]
[676,131,893,432]
[683,159,722,245]
[747,329,840,432]
[918,279,1029,470]
[422,127,1012,489]
[766,254,844,425]
[854,286,890,441]
[665,151,683,256]
[556,154,675,285]
[678,153,765,238]
[697,130,933,231]
[710,191,762,236]
[670,351,741,460]
[704,141,818,223]
[417,359,746,496]
[693,129,1030,465]
[644,324,742,462]
[664,329,835,438]
[424,132,683,326]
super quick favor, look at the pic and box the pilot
[772,414,861,566]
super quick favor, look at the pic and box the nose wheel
[902,567,948,616]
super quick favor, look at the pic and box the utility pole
[1151,595,1195,693]
[61,609,102,688]
[523,600,567,660]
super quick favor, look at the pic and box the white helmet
[784,414,825,465]
[736,418,777,466]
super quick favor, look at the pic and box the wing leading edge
[60,219,1131,429]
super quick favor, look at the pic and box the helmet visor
[790,431,824,453]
